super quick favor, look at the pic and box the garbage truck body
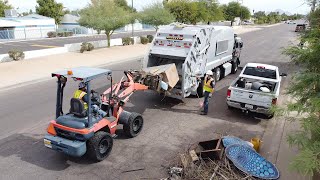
[143,23,243,99]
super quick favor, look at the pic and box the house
[59,14,145,35]
[0,10,56,40]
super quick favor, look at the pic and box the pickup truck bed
[226,63,284,116]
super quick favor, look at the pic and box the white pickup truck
[226,63,287,117]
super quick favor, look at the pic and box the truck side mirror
[280,73,287,77]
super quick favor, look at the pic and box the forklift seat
[69,98,87,118]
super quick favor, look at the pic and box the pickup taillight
[227,89,231,98]
[272,98,277,105]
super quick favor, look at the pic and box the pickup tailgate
[229,88,274,107]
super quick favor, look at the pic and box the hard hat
[79,82,86,89]
[206,70,213,76]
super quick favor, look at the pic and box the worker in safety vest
[73,82,89,110]
[201,70,215,115]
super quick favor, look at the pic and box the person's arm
[82,94,89,103]
[211,81,216,89]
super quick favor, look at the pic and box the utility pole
[131,0,134,39]
[311,0,317,12]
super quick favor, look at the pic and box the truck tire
[123,112,144,138]
[231,60,238,74]
[87,131,113,162]
[197,79,205,97]
[214,68,221,82]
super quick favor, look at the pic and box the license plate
[44,139,52,149]
[245,104,253,109]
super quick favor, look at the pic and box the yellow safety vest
[73,90,88,110]
[203,77,214,93]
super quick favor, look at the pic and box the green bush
[122,37,133,45]
[8,49,25,61]
[147,35,154,43]
[47,31,57,38]
[80,42,94,53]
[87,43,94,51]
[140,36,149,44]
[57,32,64,37]
[66,31,74,37]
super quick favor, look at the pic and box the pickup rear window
[243,67,277,79]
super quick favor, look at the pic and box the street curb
[0,55,144,93]
[0,29,155,44]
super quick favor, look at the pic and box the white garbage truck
[140,23,243,99]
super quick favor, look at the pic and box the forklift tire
[123,112,144,138]
[87,131,113,162]
[196,79,205,98]
[231,60,238,74]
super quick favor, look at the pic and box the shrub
[57,32,64,37]
[131,38,134,45]
[66,31,74,37]
[80,42,94,53]
[147,35,154,43]
[140,36,149,44]
[122,37,131,45]
[8,49,25,61]
[47,31,57,38]
[87,43,94,51]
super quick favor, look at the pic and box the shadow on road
[0,134,98,171]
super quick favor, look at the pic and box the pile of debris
[162,138,262,180]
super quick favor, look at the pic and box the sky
[8,0,310,15]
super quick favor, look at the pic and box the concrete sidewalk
[0,44,148,91]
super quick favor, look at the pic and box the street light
[131,0,134,38]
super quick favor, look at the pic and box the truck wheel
[197,79,205,97]
[231,60,238,74]
[123,112,144,138]
[87,131,113,162]
[214,68,221,81]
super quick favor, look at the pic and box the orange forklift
[44,67,149,161]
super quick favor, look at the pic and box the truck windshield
[243,67,277,79]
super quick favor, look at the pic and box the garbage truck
[140,23,243,99]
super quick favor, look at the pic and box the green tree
[36,0,65,24]
[222,2,251,21]
[254,11,267,24]
[79,0,130,47]
[0,0,12,17]
[283,7,320,178]
[165,0,220,24]
[139,2,174,31]
[206,0,224,22]
[115,0,136,12]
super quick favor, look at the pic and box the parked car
[242,20,254,25]
[226,63,287,117]
[295,24,306,32]
[287,21,296,24]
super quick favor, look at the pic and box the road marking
[31,44,60,48]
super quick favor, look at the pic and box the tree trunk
[313,172,320,180]
[106,32,111,47]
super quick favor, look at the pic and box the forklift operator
[73,82,89,110]
[74,82,108,117]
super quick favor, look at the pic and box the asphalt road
[0,24,298,180]
[0,30,155,54]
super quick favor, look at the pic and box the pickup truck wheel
[231,61,238,74]
[123,112,144,138]
[214,68,221,81]
[197,79,205,97]
[87,131,113,162]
